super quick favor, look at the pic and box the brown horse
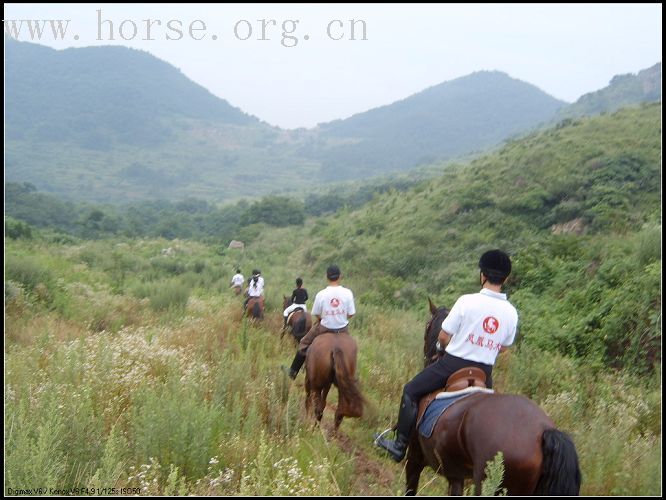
[282,296,312,344]
[304,332,364,430]
[245,296,264,320]
[402,299,582,496]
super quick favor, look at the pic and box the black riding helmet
[479,250,512,283]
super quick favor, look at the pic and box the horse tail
[332,347,365,418]
[252,300,261,319]
[534,429,582,496]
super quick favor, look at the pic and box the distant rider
[282,277,309,329]
[244,269,265,309]
[230,268,244,294]
[283,265,355,379]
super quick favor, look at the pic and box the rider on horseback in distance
[375,249,518,462]
[283,265,356,379]
[244,269,265,309]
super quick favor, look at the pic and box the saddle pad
[418,387,495,438]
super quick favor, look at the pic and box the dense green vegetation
[557,63,661,120]
[5,102,661,495]
[6,38,568,204]
[6,175,423,242]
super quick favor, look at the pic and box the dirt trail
[319,405,399,496]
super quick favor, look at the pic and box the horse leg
[314,386,327,423]
[334,412,343,431]
[472,464,485,496]
[405,439,425,496]
[448,478,464,496]
[304,377,312,416]
[333,382,343,431]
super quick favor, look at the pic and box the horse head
[283,295,292,309]
[424,297,450,368]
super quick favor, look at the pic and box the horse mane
[424,300,450,366]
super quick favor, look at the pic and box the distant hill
[556,63,661,120]
[310,71,567,178]
[5,37,259,148]
[4,38,585,203]
[5,38,315,204]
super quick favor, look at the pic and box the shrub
[5,216,33,239]
[5,256,53,294]
[148,280,190,311]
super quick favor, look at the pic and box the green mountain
[310,71,567,178]
[4,37,258,147]
[3,38,587,204]
[5,37,316,204]
[556,63,661,120]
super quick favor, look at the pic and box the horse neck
[424,308,449,365]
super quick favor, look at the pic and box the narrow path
[319,404,399,496]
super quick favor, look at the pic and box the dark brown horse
[245,296,264,320]
[305,332,364,430]
[403,299,582,496]
[282,296,312,344]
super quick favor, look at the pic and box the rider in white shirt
[230,269,244,292]
[283,265,355,379]
[374,250,518,463]
[244,269,265,308]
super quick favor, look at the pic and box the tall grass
[4,237,661,495]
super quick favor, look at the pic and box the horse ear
[428,297,438,316]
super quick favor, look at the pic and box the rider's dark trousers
[403,352,493,401]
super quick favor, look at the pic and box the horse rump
[252,300,262,318]
[534,428,582,496]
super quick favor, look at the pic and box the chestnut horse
[282,296,312,344]
[245,297,264,320]
[403,299,581,496]
[305,332,365,430]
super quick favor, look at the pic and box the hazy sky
[4,3,662,129]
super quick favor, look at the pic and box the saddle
[417,367,487,424]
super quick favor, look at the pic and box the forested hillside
[557,62,661,120]
[6,38,567,203]
[311,70,566,178]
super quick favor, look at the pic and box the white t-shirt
[248,276,264,297]
[441,288,518,365]
[231,273,244,287]
[312,285,356,329]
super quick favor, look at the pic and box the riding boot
[283,351,306,380]
[374,393,418,462]
[289,351,306,378]
[282,316,288,330]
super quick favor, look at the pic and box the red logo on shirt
[330,298,340,307]
[482,316,499,334]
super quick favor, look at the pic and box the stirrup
[373,427,394,446]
